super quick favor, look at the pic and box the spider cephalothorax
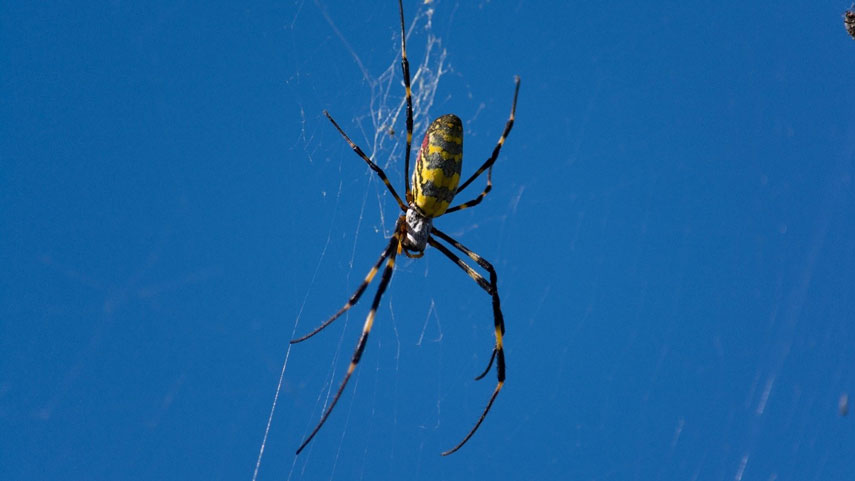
[292,0,519,457]
[403,207,432,253]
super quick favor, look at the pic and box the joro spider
[293,0,519,456]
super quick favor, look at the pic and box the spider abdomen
[411,114,463,218]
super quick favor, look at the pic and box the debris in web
[845,5,855,40]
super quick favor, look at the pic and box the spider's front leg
[428,227,506,455]
[294,217,408,454]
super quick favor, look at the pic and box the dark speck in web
[845,6,855,39]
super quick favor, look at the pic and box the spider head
[403,207,432,253]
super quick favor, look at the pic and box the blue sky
[3,1,854,479]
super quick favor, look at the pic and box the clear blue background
[3,1,854,479]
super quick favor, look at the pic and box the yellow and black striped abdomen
[411,114,463,218]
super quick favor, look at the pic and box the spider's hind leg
[445,76,520,214]
[324,111,407,212]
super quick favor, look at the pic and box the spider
[293,0,519,456]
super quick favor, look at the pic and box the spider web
[253,3,450,479]
[7,2,854,480]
